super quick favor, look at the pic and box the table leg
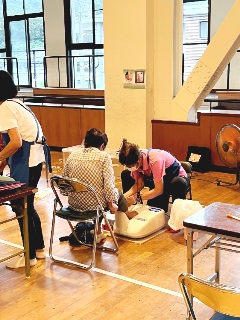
[23,195,30,278]
[215,238,220,283]
[186,227,194,319]
[187,227,194,274]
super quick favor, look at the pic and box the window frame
[199,21,208,39]
[1,0,45,87]
[182,0,210,83]
[64,0,104,88]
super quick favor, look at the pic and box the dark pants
[104,189,128,216]
[11,163,45,259]
[117,189,128,212]
[121,170,190,212]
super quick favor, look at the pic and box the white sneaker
[6,255,37,269]
[36,251,47,259]
[96,233,107,244]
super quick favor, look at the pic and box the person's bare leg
[97,223,102,234]
[90,223,103,235]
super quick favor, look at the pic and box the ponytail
[119,139,141,166]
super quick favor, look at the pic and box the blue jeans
[11,163,45,259]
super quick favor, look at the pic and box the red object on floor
[169,227,180,233]
[102,224,110,231]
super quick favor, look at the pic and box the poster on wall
[123,69,146,89]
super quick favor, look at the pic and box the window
[64,0,104,89]
[0,0,6,66]
[200,21,208,39]
[183,0,209,82]
[0,1,5,49]
[2,0,45,87]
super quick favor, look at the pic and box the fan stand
[217,138,240,186]
[216,165,240,186]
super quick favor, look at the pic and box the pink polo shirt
[131,149,187,183]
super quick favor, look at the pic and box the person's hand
[108,202,118,214]
[0,159,7,172]
[126,195,137,206]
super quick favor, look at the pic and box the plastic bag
[168,199,203,230]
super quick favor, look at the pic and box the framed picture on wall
[123,69,145,88]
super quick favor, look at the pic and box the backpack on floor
[186,146,211,173]
[59,222,94,246]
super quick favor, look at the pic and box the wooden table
[0,186,37,278]
[183,202,240,284]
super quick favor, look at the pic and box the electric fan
[216,124,240,186]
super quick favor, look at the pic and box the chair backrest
[51,175,94,193]
[180,161,192,178]
[179,273,240,318]
[50,175,102,209]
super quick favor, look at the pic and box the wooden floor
[1,152,240,320]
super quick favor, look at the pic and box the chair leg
[49,205,100,270]
[182,283,196,320]
[49,200,57,260]
[189,186,193,200]
[99,212,119,252]
[91,210,99,266]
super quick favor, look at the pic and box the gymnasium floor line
[0,237,201,304]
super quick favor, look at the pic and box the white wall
[104,0,182,148]
[104,0,148,149]
[211,0,239,90]
[210,0,235,38]
[43,0,67,86]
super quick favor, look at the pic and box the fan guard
[216,124,240,186]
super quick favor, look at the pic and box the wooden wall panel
[39,107,82,147]
[29,106,41,122]
[152,115,211,162]
[80,109,105,138]
[26,106,105,148]
[152,112,240,167]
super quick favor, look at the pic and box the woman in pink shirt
[119,140,190,213]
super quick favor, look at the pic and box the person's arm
[0,159,7,172]
[123,183,138,199]
[140,179,164,201]
[0,127,22,161]
[108,201,118,214]
[139,152,165,201]
[0,128,22,171]
[123,175,144,204]
[123,174,144,198]
[102,154,119,211]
